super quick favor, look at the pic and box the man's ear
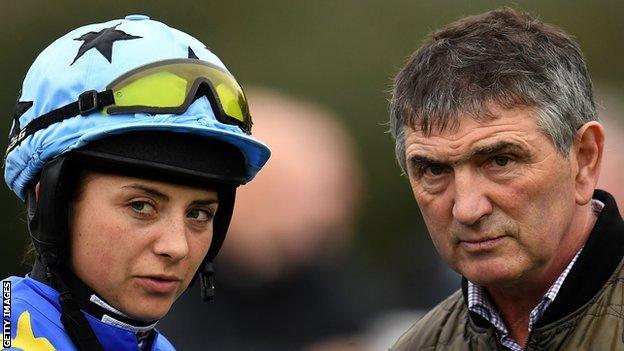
[573,121,605,205]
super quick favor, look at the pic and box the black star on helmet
[188,46,210,60]
[71,24,142,65]
[188,47,199,59]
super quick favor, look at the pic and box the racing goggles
[6,59,252,155]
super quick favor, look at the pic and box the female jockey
[1,15,270,350]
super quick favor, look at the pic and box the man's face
[404,105,581,288]
[69,172,218,321]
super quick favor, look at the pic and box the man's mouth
[458,236,507,252]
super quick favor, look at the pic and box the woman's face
[68,172,218,321]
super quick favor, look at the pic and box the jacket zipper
[494,330,503,351]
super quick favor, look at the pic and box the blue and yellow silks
[1,276,175,351]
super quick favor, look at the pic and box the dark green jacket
[392,190,624,350]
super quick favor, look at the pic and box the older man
[389,8,623,351]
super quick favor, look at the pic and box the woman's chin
[119,299,172,322]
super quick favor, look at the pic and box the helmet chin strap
[200,262,216,301]
[31,261,159,329]
[194,186,236,301]
[26,157,70,271]
[27,156,105,351]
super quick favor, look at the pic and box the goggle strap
[5,90,114,156]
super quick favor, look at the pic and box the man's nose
[152,216,189,262]
[451,168,492,226]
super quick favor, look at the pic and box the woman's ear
[573,121,605,205]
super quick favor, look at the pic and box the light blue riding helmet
[5,14,270,201]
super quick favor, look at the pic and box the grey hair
[389,7,597,173]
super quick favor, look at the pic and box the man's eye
[425,164,446,176]
[493,156,510,167]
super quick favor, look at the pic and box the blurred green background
[1,0,622,282]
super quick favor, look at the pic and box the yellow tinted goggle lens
[215,82,247,122]
[113,71,188,108]
[106,60,251,130]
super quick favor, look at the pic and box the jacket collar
[462,189,624,328]
[31,260,158,331]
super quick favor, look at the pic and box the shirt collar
[467,247,583,350]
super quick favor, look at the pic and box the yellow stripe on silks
[10,310,55,351]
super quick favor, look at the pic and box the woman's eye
[188,209,213,221]
[129,201,155,214]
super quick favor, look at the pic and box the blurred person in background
[159,88,371,350]
[389,7,622,350]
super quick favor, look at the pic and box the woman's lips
[135,276,180,294]
[459,236,507,252]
